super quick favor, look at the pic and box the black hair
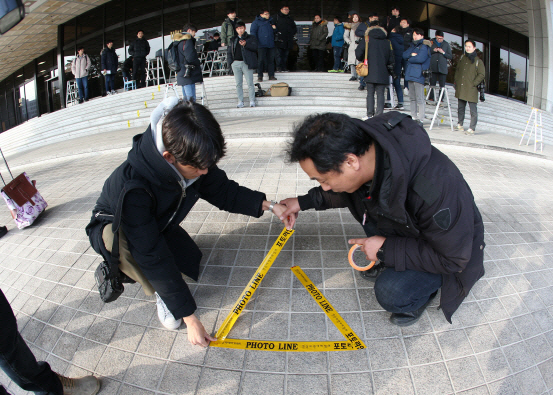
[183,23,198,32]
[400,17,411,25]
[334,15,342,23]
[77,46,84,51]
[227,8,236,14]
[413,27,424,36]
[162,101,226,169]
[287,113,373,174]
[465,39,476,47]
[235,21,246,28]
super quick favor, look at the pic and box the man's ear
[162,151,175,164]
[344,153,361,170]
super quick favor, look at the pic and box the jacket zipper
[161,179,186,232]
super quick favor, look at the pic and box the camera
[183,64,195,78]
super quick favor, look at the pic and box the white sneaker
[57,374,100,395]
[237,101,244,108]
[156,292,182,330]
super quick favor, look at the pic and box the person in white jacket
[344,13,362,81]
[71,46,91,103]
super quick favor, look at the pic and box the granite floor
[0,131,552,395]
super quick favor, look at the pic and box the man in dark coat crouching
[86,98,290,346]
[280,112,485,326]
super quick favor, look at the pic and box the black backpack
[166,40,181,72]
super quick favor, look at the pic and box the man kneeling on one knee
[280,112,485,326]
[86,98,290,346]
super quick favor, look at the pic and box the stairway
[0,72,550,156]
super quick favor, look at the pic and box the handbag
[1,172,48,229]
[356,36,369,77]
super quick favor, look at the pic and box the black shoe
[358,85,365,91]
[394,103,404,110]
[389,290,438,327]
[358,262,386,282]
[0,226,7,238]
[384,103,392,109]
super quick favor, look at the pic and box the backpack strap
[382,113,410,130]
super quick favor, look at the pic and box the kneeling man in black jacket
[86,98,290,346]
[280,112,485,326]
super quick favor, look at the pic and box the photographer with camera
[228,21,258,108]
[355,21,394,119]
[454,40,485,136]
[176,23,203,102]
[402,28,431,127]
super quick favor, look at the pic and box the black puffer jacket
[297,112,485,323]
[176,34,203,86]
[355,26,394,85]
[86,128,266,319]
[101,46,118,74]
[128,37,150,59]
[228,32,258,69]
[274,11,297,49]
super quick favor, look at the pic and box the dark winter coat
[250,15,275,49]
[454,54,485,103]
[403,39,430,84]
[176,34,203,86]
[331,23,345,47]
[122,57,133,73]
[430,39,453,75]
[221,17,242,46]
[297,112,485,323]
[388,32,404,78]
[309,20,328,50]
[400,27,414,51]
[228,32,258,69]
[355,26,394,85]
[86,128,266,319]
[274,11,297,49]
[128,37,150,59]
[101,46,118,74]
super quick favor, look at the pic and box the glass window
[77,6,104,40]
[105,0,124,28]
[509,51,527,102]
[428,4,462,35]
[497,48,509,96]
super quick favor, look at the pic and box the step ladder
[66,80,79,107]
[426,86,453,131]
[519,107,543,153]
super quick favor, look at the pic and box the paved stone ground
[0,118,552,395]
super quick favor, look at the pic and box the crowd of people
[69,5,485,133]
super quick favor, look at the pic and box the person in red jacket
[280,112,485,326]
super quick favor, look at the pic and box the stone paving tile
[1,139,553,394]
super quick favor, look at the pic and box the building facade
[0,0,531,132]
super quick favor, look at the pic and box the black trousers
[0,289,63,395]
[132,57,147,88]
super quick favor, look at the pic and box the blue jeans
[374,268,442,313]
[0,289,63,395]
[257,47,275,78]
[75,77,88,102]
[105,74,115,92]
[332,46,342,70]
[182,84,196,102]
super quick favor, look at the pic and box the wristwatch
[268,200,278,213]
[376,247,385,263]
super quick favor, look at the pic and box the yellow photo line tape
[211,338,355,352]
[215,227,294,342]
[291,266,366,350]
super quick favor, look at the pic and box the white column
[527,0,553,112]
